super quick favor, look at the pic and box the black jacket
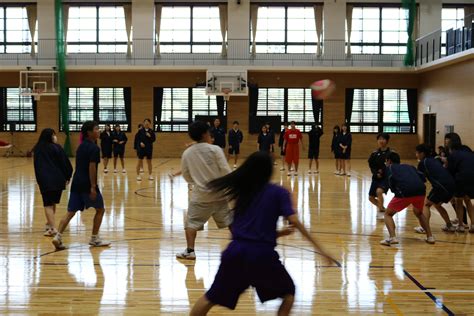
[386,164,426,197]
[278,129,286,148]
[100,131,113,152]
[112,131,128,150]
[228,129,243,147]
[368,147,392,180]
[308,128,323,149]
[34,143,73,193]
[136,128,156,151]
[331,133,341,153]
[211,127,226,148]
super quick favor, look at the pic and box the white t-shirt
[181,142,231,203]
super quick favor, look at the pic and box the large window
[156,88,222,131]
[0,88,36,132]
[67,5,128,53]
[159,6,221,53]
[441,7,465,55]
[348,6,407,54]
[252,6,317,54]
[348,88,414,134]
[257,88,322,132]
[0,6,37,53]
[66,88,131,131]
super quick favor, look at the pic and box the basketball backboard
[19,70,59,100]
[206,69,248,101]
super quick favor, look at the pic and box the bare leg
[455,197,465,224]
[185,228,198,250]
[384,208,397,238]
[113,157,118,170]
[146,159,153,175]
[44,205,56,228]
[278,295,295,316]
[57,211,77,234]
[234,154,238,165]
[103,158,109,170]
[294,162,299,173]
[334,158,338,171]
[414,207,433,238]
[432,203,452,226]
[464,197,474,225]
[120,157,125,169]
[190,295,215,316]
[341,160,346,174]
[136,159,143,176]
[309,158,313,171]
[376,188,385,211]
[346,160,351,174]
[92,208,105,235]
[281,155,285,170]
[315,159,319,172]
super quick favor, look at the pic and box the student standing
[136,119,156,181]
[446,135,474,233]
[284,121,303,177]
[278,123,288,171]
[112,124,128,173]
[134,124,144,173]
[368,133,392,220]
[265,122,276,164]
[189,152,334,316]
[258,126,273,153]
[307,125,323,174]
[176,121,232,260]
[227,121,243,169]
[380,152,435,246]
[33,128,73,237]
[100,124,113,173]
[413,144,456,233]
[52,121,111,250]
[211,118,226,150]
[331,125,342,174]
[339,123,352,176]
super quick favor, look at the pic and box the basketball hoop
[221,88,232,101]
[32,89,44,101]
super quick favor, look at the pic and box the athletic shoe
[414,226,426,234]
[273,162,278,166]
[456,225,465,233]
[136,175,142,181]
[44,224,51,233]
[44,227,57,237]
[139,168,144,173]
[441,225,456,233]
[294,172,298,176]
[176,249,196,260]
[89,235,111,247]
[377,213,385,220]
[314,170,319,174]
[287,172,292,177]
[148,175,154,181]
[280,167,285,171]
[122,169,126,174]
[425,236,436,244]
[308,170,312,174]
[380,237,399,246]
[114,169,118,173]
[339,173,346,176]
[334,170,339,174]
[104,169,108,174]
[52,233,66,250]
[346,172,351,177]
[233,164,237,169]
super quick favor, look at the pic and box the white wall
[419,0,443,37]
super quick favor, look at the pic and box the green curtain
[55,0,72,156]
[402,0,416,66]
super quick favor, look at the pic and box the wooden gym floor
[0,157,473,315]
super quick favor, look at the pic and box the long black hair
[208,151,273,215]
[333,125,340,135]
[33,128,55,153]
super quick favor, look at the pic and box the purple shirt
[231,184,295,247]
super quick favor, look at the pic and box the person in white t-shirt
[176,121,232,260]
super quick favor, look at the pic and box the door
[423,114,436,147]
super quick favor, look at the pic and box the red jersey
[284,129,302,144]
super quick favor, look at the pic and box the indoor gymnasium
[0,0,473,314]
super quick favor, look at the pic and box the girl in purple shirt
[190,151,334,315]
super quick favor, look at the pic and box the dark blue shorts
[68,189,105,212]
[454,181,474,199]
[137,148,153,160]
[113,147,125,158]
[102,148,112,159]
[206,241,295,310]
[228,145,240,155]
[308,148,319,159]
[427,188,453,204]
[369,178,389,197]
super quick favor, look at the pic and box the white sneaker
[104,169,109,174]
[176,249,196,260]
[136,175,142,181]
[456,225,465,233]
[280,167,285,171]
[377,213,385,220]
[470,225,474,234]
[233,164,237,169]
[139,168,144,174]
[122,169,126,174]
[148,175,154,181]
[425,236,436,244]
[287,172,292,177]
[314,170,319,174]
[380,237,399,246]
[346,172,351,177]
[52,233,66,250]
[414,226,426,234]
[441,225,455,233]
[114,169,118,173]
[294,172,298,176]
[44,227,57,237]
[308,170,312,174]
[89,235,111,247]
[334,170,339,174]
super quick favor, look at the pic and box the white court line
[0,286,473,293]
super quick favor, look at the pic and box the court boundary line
[403,269,455,315]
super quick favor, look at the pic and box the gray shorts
[186,200,232,231]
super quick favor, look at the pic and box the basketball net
[222,88,231,101]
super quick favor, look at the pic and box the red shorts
[285,143,299,165]
[387,196,425,212]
